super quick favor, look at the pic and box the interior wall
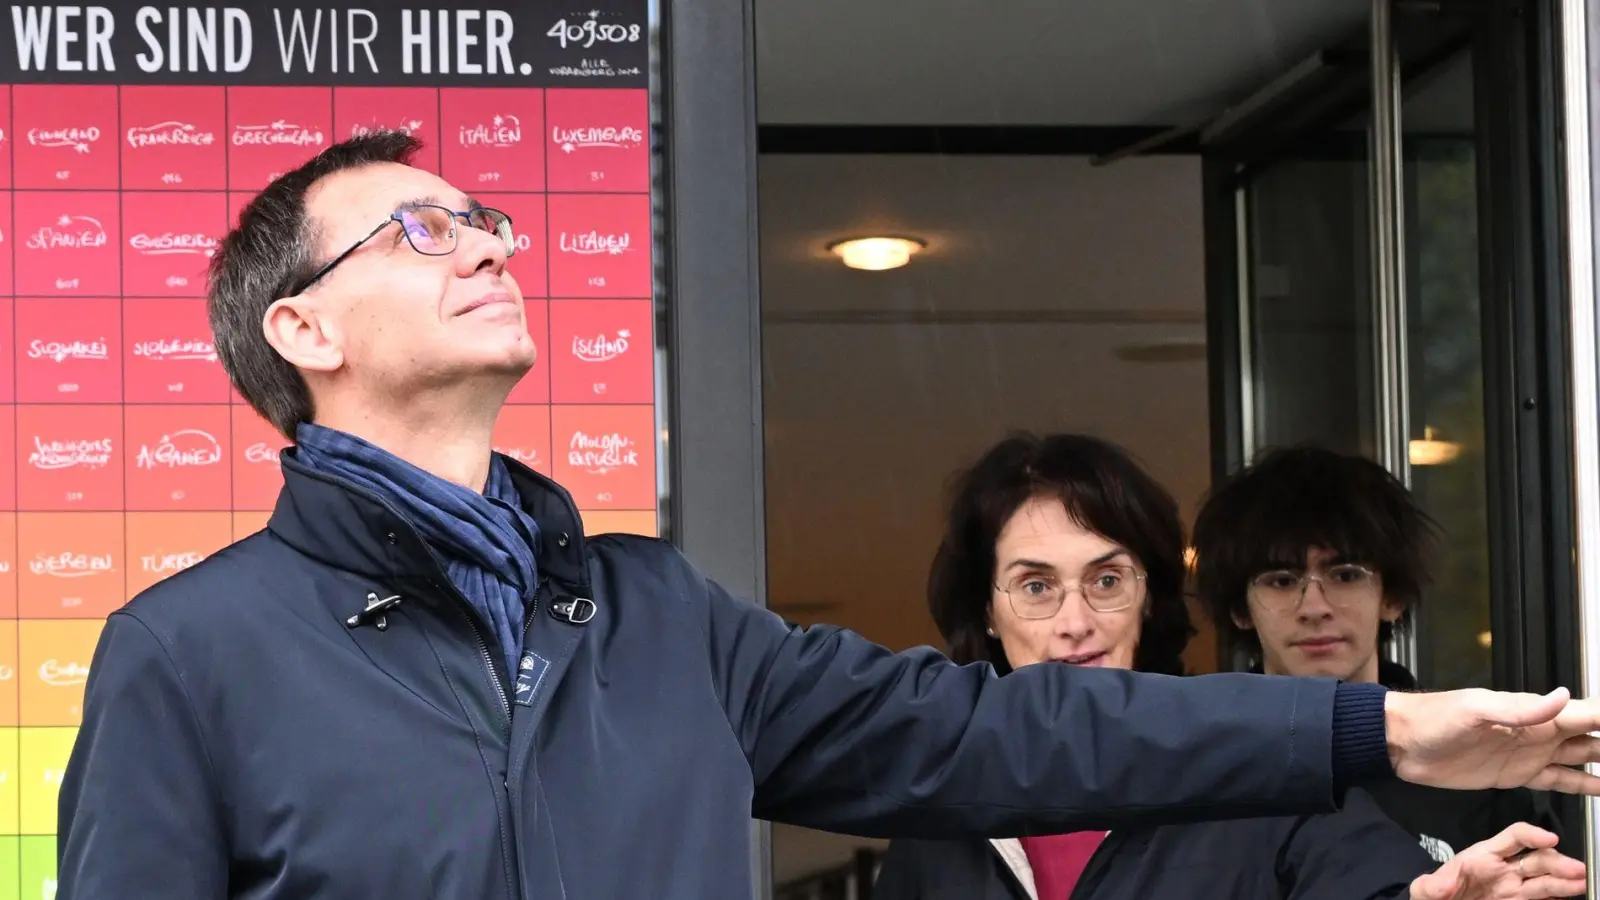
[757,152,1213,885]
[760,153,1213,656]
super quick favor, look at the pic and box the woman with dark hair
[872,432,1582,900]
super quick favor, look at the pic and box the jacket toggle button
[346,592,404,631]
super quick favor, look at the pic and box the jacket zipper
[432,574,544,725]
[521,578,545,649]
[436,580,512,722]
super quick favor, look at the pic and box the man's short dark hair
[1191,444,1440,654]
[927,432,1196,677]
[207,129,423,439]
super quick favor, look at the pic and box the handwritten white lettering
[495,446,542,467]
[567,430,639,473]
[553,124,644,153]
[28,437,113,470]
[133,338,217,362]
[572,329,630,363]
[559,230,630,256]
[135,429,222,469]
[38,659,89,687]
[244,442,281,466]
[27,126,100,153]
[27,339,108,363]
[459,114,522,148]
[26,215,107,251]
[129,232,218,257]
[126,121,216,149]
[232,121,324,148]
[29,552,113,577]
[140,551,204,574]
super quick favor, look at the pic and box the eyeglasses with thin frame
[1248,563,1379,612]
[994,564,1146,619]
[290,203,516,295]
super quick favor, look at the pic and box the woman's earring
[986,627,997,638]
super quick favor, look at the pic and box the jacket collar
[267,447,593,596]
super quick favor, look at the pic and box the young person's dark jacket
[1357,660,1567,862]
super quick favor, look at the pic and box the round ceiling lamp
[828,236,926,271]
[1408,426,1463,467]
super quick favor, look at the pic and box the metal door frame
[660,0,768,895]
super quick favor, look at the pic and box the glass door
[1402,48,1492,688]
[1202,3,1501,690]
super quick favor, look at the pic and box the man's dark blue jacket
[56,451,1391,900]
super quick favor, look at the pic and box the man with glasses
[55,133,1600,900]
[1194,444,1566,864]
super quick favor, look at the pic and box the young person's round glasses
[1247,564,1378,611]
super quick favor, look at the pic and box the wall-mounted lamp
[1408,426,1463,467]
[828,236,926,271]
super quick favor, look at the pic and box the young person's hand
[1408,822,1584,900]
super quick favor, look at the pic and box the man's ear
[263,295,343,373]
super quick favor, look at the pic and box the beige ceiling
[753,0,1366,125]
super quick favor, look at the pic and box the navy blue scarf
[294,423,539,676]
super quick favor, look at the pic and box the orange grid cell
[0,515,18,618]
[581,511,658,538]
[16,513,123,620]
[19,621,102,727]
[0,626,16,728]
[551,405,656,511]
[124,405,231,511]
[125,513,234,600]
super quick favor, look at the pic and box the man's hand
[1409,823,1585,900]
[1387,688,1600,793]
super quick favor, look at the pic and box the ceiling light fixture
[1409,426,1463,467]
[828,236,926,271]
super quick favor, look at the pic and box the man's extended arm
[694,560,1392,837]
